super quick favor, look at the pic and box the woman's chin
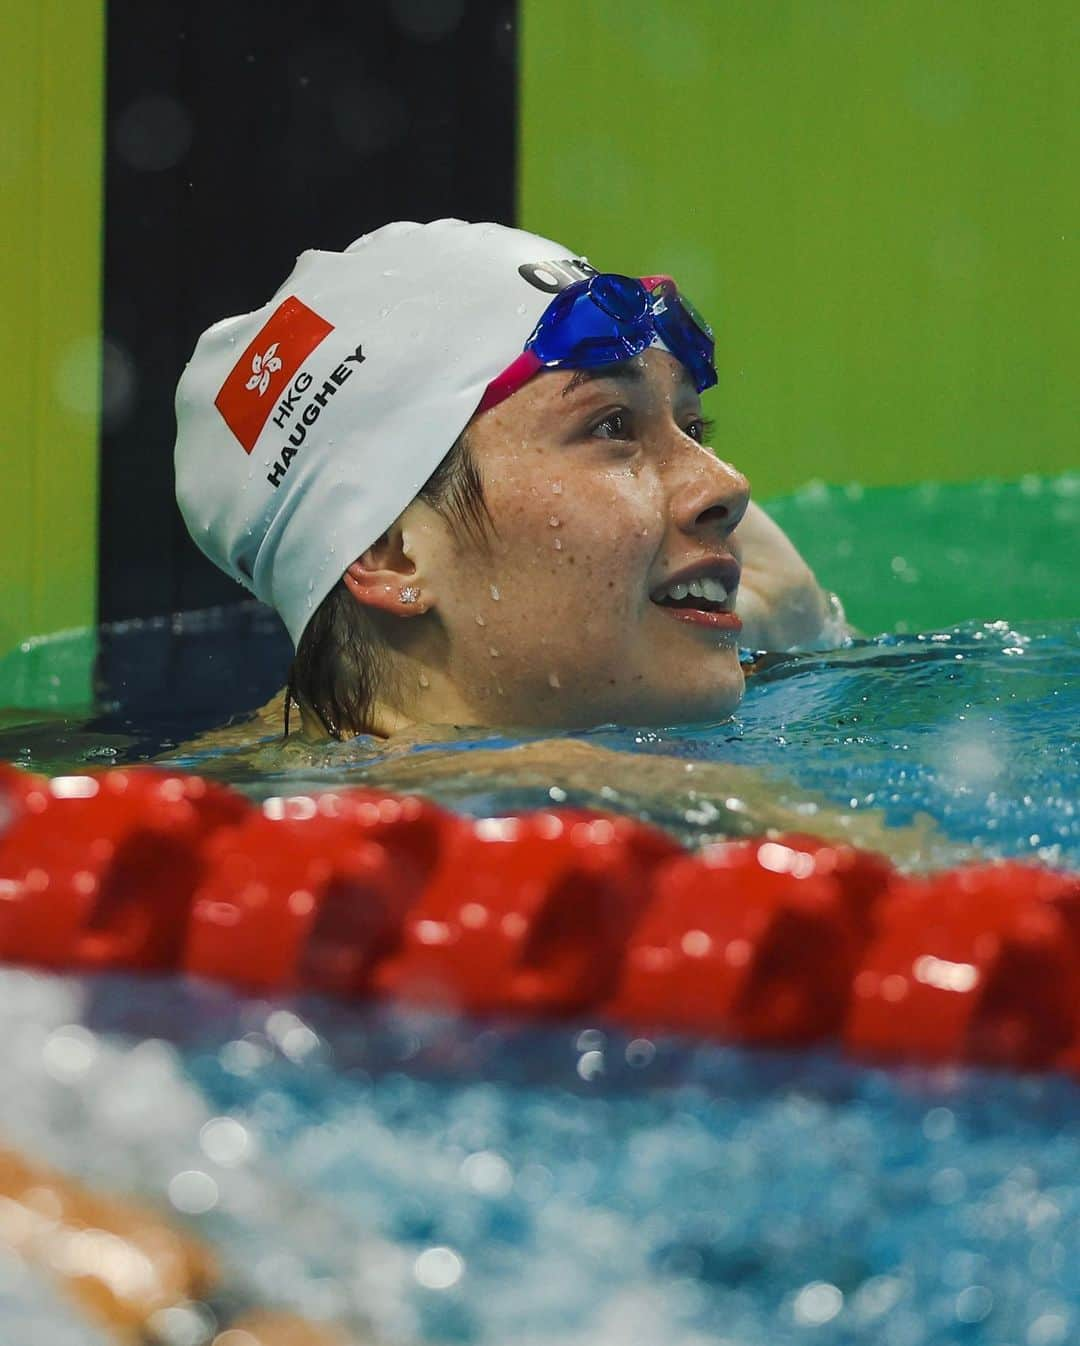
[588,678,745,731]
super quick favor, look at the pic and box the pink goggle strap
[475,350,544,416]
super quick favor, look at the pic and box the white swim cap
[174,219,589,646]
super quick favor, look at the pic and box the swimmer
[177,221,835,739]
[174,222,888,850]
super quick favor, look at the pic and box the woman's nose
[671,448,751,539]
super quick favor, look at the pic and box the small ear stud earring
[399,585,420,605]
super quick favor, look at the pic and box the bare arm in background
[732,501,842,651]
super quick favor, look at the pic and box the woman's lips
[652,602,743,633]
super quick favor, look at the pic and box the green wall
[0,0,104,663]
[519,0,1078,499]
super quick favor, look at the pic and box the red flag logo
[214,296,334,453]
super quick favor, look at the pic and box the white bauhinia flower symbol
[245,342,283,396]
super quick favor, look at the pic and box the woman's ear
[342,522,430,616]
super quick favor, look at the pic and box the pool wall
[1,1,104,667]
[519,0,1079,499]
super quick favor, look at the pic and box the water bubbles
[41,1024,97,1081]
[551,480,564,494]
[548,515,561,528]
[929,1166,967,1204]
[413,1245,464,1290]
[553,537,563,551]
[487,647,500,658]
[218,1035,272,1076]
[475,613,486,626]
[576,1050,604,1082]
[792,1281,843,1326]
[460,1150,512,1197]
[954,1284,993,1324]
[575,1028,605,1052]
[547,671,562,689]
[146,1301,218,1346]
[489,584,501,601]
[625,1038,656,1068]
[922,1107,956,1141]
[1028,1312,1070,1346]
[199,1116,251,1167]
[266,1009,322,1062]
[851,1275,905,1323]
[418,671,430,688]
[167,1168,219,1215]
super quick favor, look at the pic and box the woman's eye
[590,410,631,440]
[685,416,716,443]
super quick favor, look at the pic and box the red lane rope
[2,762,1078,1073]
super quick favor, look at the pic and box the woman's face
[410,349,751,729]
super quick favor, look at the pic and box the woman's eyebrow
[560,363,645,398]
[560,361,698,399]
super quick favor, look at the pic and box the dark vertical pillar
[100,0,517,624]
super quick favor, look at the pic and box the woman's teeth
[659,577,729,604]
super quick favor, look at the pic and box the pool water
[0,476,1078,1343]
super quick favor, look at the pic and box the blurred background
[1,0,1076,676]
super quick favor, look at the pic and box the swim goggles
[476,272,717,415]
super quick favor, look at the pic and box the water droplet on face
[489,585,501,601]
[553,537,563,550]
[475,613,486,626]
[548,515,561,528]
[548,671,562,689]
[418,672,430,688]
[551,480,563,495]
[488,646,500,658]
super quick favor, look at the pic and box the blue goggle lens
[525,273,716,393]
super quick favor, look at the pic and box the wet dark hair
[285,431,491,739]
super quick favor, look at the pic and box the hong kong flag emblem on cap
[215,295,334,453]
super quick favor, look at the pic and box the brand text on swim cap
[265,344,366,489]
